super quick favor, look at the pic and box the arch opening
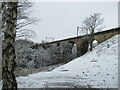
[79,39,89,56]
[68,41,75,46]
[92,40,98,48]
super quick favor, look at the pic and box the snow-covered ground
[17,35,118,88]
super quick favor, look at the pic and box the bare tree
[2,2,18,89]
[16,2,38,39]
[80,13,104,51]
[16,2,38,40]
[2,2,38,41]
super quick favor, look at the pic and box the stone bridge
[32,27,120,57]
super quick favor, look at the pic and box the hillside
[15,39,74,70]
[17,34,118,88]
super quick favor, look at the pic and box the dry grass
[15,63,64,77]
[15,68,43,77]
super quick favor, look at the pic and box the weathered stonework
[33,28,120,57]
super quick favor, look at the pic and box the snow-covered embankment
[17,35,119,88]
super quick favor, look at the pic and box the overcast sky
[25,2,118,43]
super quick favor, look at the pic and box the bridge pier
[76,44,82,57]
[76,38,89,57]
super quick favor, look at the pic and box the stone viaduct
[32,27,120,57]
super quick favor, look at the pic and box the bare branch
[80,13,104,34]
[80,13,104,51]
[17,18,38,30]
[16,2,38,40]
[16,29,36,40]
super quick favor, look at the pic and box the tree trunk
[89,32,93,51]
[90,39,93,51]
[0,3,2,81]
[2,2,18,90]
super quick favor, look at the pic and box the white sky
[25,2,118,43]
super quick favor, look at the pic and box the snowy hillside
[17,35,119,88]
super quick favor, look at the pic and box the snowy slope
[17,35,119,88]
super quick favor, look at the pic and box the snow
[16,35,118,88]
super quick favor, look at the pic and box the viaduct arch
[32,27,120,57]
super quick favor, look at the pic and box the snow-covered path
[18,72,88,88]
[17,35,119,88]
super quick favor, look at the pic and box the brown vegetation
[15,63,63,77]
